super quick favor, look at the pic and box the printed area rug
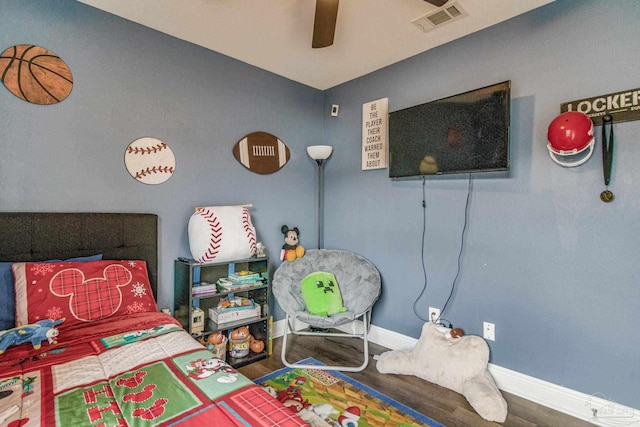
[255,358,445,427]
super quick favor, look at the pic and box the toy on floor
[0,318,64,354]
[376,322,508,422]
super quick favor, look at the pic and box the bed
[0,213,307,427]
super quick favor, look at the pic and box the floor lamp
[306,145,333,249]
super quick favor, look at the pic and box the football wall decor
[0,44,73,105]
[233,131,290,174]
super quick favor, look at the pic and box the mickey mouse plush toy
[280,225,305,262]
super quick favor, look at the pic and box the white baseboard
[271,319,639,426]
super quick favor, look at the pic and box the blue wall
[323,0,639,408]
[1,0,638,410]
[0,0,323,321]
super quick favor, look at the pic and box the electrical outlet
[428,307,440,323]
[483,322,495,341]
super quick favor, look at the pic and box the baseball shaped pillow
[188,206,257,263]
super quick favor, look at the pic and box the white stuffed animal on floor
[376,322,508,422]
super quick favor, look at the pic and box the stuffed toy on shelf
[280,225,305,262]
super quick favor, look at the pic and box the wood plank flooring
[238,334,596,427]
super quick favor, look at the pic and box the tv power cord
[412,173,473,325]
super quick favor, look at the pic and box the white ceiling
[77,0,554,90]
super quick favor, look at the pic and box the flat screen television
[388,81,510,179]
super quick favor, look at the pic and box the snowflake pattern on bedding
[126,301,146,314]
[131,282,148,298]
[30,263,55,276]
[46,306,64,320]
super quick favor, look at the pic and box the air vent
[412,2,468,33]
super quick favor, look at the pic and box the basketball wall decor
[233,131,290,174]
[0,44,73,105]
[124,137,176,185]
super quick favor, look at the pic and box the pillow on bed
[12,259,156,329]
[0,254,103,330]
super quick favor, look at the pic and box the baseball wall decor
[0,44,73,104]
[188,205,257,263]
[233,131,290,174]
[124,137,176,185]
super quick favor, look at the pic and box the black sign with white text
[561,87,640,126]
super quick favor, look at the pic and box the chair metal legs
[280,309,372,372]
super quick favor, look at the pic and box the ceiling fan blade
[312,0,339,49]
[423,0,449,6]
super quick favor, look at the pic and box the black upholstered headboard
[0,213,158,298]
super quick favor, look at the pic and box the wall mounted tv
[389,81,510,179]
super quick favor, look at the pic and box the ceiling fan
[312,0,450,48]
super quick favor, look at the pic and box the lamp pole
[316,158,325,249]
[306,145,333,250]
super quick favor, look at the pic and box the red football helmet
[547,111,594,167]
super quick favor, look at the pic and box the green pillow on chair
[301,271,348,317]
